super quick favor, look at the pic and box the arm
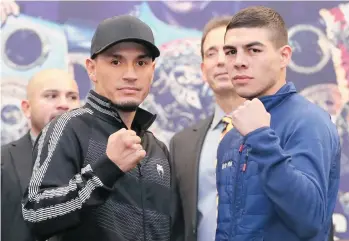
[244,117,340,238]
[169,137,185,241]
[22,115,124,239]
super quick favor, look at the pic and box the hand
[231,98,271,136]
[1,0,19,26]
[106,128,146,172]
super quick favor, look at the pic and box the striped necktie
[221,116,234,139]
[216,116,234,215]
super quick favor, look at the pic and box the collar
[29,130,37,146]
[85,90,157,133]
[259,82,297,111]
[210,103,227,130]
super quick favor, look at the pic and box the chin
[113,99,141,111]
[215,86,235,94]
[235,89,257,99]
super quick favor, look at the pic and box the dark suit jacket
[169,116,213,241]
[1,132,36,241]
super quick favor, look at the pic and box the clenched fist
[231,98,271,136]
[106,128,146,172]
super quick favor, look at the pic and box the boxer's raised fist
[231,98,271,136]
[106,128,146,172]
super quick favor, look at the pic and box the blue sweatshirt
[215,82,341,241]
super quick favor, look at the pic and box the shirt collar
[29,130,37,146]
[210,103,227,130]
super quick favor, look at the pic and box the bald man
[1,69,80,241]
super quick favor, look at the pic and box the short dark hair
[201,16,232,59]
[226,6,288,48]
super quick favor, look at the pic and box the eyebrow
[43,89,79,95]
[245,41,265,48]
[223,45,234,51]
[223,41,265,51]
[204,46,218,54]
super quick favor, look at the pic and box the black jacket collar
[85,90,156,132]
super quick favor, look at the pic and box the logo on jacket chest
[157,164,164,178]
[222,160,233,170]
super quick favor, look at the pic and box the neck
[259,79,287,98]
[215,92,245,114]
[118,111,136,129]
[30,128,39,141]
[262,70,287,97]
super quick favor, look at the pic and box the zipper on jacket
[232,143,245,235]
[242,146,249,172]
[138,164,146,241]
[240,145,250,219]
[138,135,146,241]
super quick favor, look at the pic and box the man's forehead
[37,78,77,92]
[27,69,77,99]
[224,27,271,45]
[204,26,226,51]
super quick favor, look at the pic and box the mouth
[118,87,141,90]
[117,87,141,94]
[214,72,229,78]
[232,75,253,83]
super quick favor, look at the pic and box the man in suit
[169,16,245,241]
[1,68,80,241]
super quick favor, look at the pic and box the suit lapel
[191,116,214,172]
[10,133,34,194]
[190,115,213,227]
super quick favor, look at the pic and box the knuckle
[127,130,137,136]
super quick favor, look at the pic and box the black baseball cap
[90,15,160,60]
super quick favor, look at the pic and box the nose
[234,52,248,69]
[56,96,70,111]
[217,50,225,66]
[123,65,137,82]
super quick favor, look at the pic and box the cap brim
[91,38,160,60]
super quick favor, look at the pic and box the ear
[279,44,292,69]
[150,61,156,83]
[21,100,31,119]
[201,62,207,83]
[86,58,97,83]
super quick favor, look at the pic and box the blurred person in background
[1,68,80,241]
[170,16,245,241]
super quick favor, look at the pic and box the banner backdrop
[1,1,348,239]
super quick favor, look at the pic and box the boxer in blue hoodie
[216,6,341,241]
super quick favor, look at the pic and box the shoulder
[46,107,93,133]
[282,94,339,145]
[1,142,12,153]
[35,107,94,149]
[288,94,334,129]
[1,142,12,166]
[144,131,170,159]
[1,134,28,154]
[52,107,93,126]
[171,116,212,143]
[1,138,19,167]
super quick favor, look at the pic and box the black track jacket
[22,90,184,241]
